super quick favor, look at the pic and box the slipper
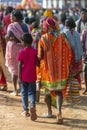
[30,107,37,121]
[0,86,7,91]
[10,91,18,96]
[43,111,52,118]
[83,90,87,94]
[21,111,30,117]
[56,114,63,124]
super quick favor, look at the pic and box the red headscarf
[43,17,56,31]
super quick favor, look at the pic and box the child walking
[17,33,38,121]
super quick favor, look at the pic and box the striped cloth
[65,78,80,103]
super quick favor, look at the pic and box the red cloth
[0,71,6,85]
[2,14,11,33]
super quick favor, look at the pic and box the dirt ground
[0,80,87,130]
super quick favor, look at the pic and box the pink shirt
[17,47,38,82]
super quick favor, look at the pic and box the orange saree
[38,33,72,91]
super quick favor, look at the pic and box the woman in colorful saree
[38,17,72,124]
[5,22,24,96]
[0,21,7,91]
[5,9,29,96]
[63,17,83,103]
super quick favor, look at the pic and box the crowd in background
[0,4,87,124]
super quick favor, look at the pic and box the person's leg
[36,81,41,102]
[12,74,18,95]
[56,91,63,124]
[21,82,29,113]
[17,80,21,94]
[28,82,37,121]
[44,93,52,117]
[0,69,7,91]
[83,72,87,94]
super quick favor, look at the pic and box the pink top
[17,47,38,82]
[5,41,23,75]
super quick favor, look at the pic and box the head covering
[40,16,46,25]
[63,28,83,62]
[7,22,24,41]
[43,9,53,18]
[43,17,56,30]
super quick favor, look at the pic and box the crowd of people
[0,4,87,124]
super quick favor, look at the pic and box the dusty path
[0,82,87,130]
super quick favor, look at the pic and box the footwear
[43,111,52,118]
[83,90,87,94]
[0,86,7,91]
[10,91,18,96]
[21,111,30,117]
[56,114,63,124]
[30,107,37,121]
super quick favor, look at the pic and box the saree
[38,33,72,91]
[65,77,80,103]
[0,36,7,86]
[5,22,24,76]
[38,33,72,106]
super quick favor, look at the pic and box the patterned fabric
[7,22,24,42]
[5,41,23,76]
[38,33,72,91]
[63,28,83,62]
[69,51,82,77]
[65,78,80,103]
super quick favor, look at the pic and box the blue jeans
[20,81,36,112]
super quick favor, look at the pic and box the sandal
[21,111,30,117]
[83,90,87,94]
[10,91,18,96]
[0,86,7,91]
[56,114,63,124]
[43,111,52,118]
[30,107,37,121]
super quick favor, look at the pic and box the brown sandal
[83,90,87,94]
[56,114,63,124]
[0,86,7,91]
[30,107,37,121]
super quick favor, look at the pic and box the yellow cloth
[43,9,53,17]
